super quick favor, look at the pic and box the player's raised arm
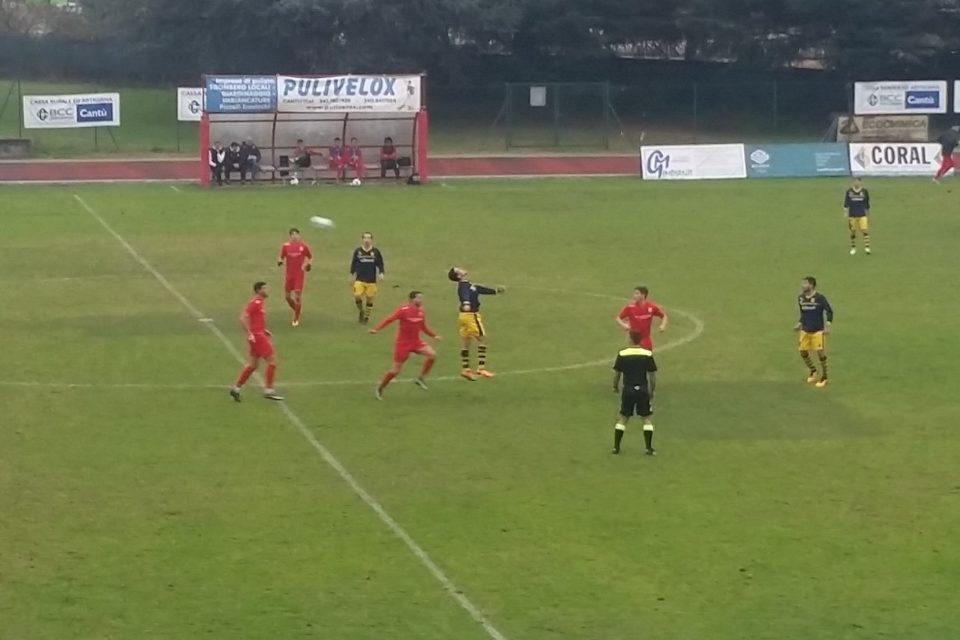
[369,307,401,334]
[474,284,499,295]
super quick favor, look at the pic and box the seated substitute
[343,137,364,180]
[380,137,400,179]
[291,138,319,181]
[240,139,262,183]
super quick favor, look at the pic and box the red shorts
[939,154,956,172]
[249,333,274,359]
[394,341,427,364]
[285,273,305,293]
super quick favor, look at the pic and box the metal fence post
[692,82,699,143]
[772,81,779,134]
[504,83,513,150]
[552,83,560,147]
[17,79,23,138]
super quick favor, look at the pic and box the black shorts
[620,386,652,417]
[294,156,312,169]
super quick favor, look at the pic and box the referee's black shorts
[620,385,652,417]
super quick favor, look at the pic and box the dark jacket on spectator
[240,142,261,164]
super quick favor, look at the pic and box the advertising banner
[22,93,120,129]
[204,75,277,113]
[745,144,850,178]
[641,144,746,180]
[276,75,422,113]
[955,80,960,113]
[836,115,928,142]
[854,81,947,115]
[178,87,204,122]
[848,143,941,176]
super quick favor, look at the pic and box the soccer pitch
[1,178,958,639]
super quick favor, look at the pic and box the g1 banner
[854,81,947,115]
[177,87,204,122]
[746,144,850,178]
[641,144,746,180]
[849,143,941,176]
[277,75,422,113]
[22,93,120,129]
[204,76,277,113]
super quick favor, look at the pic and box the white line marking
[169,184,182,193]
[72,194,509,640]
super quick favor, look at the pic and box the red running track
[0,155,638,183]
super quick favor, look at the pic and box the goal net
[199,73,428,185]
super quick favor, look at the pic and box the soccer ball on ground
[289,177,300,186]
[351,178,362,186]
[309,216,335,230]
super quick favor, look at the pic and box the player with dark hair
[616,286,668,349]
[230,281,283,402]
[278,228,313,327]
[612,332,658,455]
[350,232,385,324]
[933,125,960,183]
[343,137,364,181]
[369,291,440,399]
[843,177,871,255]
[448,267,505,380]
[795,276,834,388]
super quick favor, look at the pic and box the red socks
[420,358,435,378]
[379,371,397,390]
[265,363,276,388]
[235,365,256,388]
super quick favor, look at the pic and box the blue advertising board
[204,75,277,113]
[745,144,850,178]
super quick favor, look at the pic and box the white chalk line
[71,194,509,640]
[169,184,182,193]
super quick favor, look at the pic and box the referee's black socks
[643,424,654,451]
[613,423,626,452]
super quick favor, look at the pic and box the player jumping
[933,125,960,184]
[795,276,834,389]
[350,232,385,324]
[230,281,283,402]
[278,228,313,327]
[369,290,440,399]
[616,286,668,349]
[448,267,505,381]
[612,332,658,455]
[843,177,871,255]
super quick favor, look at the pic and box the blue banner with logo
[745,144,850,178]
[204,75,277,113]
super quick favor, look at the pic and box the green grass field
[2,177,959,639]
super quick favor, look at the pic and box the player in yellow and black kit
[795,276,834,388]
[843,177,871,256]
[350,232,385,324]
[448,266,505,381]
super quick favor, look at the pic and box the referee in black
[612,332,658,455]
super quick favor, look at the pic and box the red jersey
[619,301,664,336]
[279,240,312,275]
[374,304,436,344]
[245,295,268,335]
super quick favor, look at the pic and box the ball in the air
[309,216,335,229]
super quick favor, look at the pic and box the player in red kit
[277,228,313,327]
[616,286,669,350]
[369,290,440,399]
[230,281,283,402]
